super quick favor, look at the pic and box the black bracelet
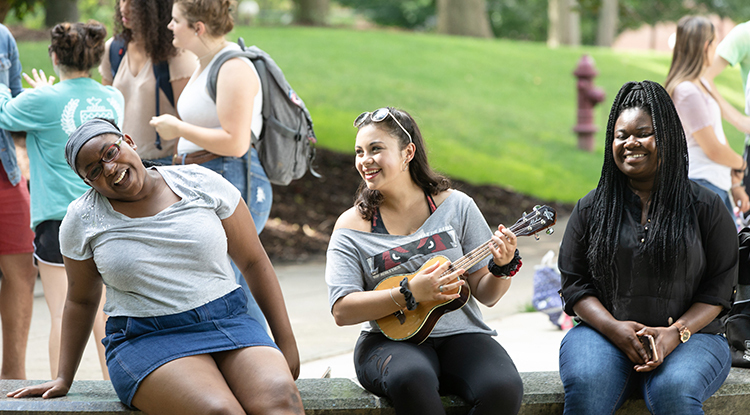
[399,277,418,311]
[488,249,523,278]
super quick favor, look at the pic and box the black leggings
[354,332,523,415]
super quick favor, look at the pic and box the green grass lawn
[17,25,747,203]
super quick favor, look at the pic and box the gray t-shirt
[60,165,241,317]
[325,190,497,337]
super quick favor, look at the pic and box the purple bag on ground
[532,250,564,328]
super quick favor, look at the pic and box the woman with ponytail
[558,81,736,414]
[0,21,123,380]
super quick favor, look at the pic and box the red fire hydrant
[573,55,605,152]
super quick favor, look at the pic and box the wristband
[399,277,418,311]
[488,249,523,278]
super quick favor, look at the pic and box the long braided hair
[587,81,692,310]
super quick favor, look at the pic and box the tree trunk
[293,0,329,26]
[548,0,560,47]
[549,0,580,46]
[436,0,492,38]
[596,0,618,47]
[44,0,78,28]
[0,1,11,24]
[561,0,580,46]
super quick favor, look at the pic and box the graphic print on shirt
[61,97,117,135]
[366,229,458,278]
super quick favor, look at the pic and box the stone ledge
[0,369,749,414]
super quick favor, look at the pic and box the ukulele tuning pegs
[546,228,555,235]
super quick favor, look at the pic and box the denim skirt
[102,288,277,407]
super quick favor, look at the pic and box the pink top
[672,79,731,191]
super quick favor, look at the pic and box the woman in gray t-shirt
[7,119,303,415]
[326,107,524,415]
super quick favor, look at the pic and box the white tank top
[176,43,263,154]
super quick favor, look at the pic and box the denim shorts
[102,288,278,407]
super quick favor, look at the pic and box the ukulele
[374,205,557,344]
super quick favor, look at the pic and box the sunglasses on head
[353,107,412,143]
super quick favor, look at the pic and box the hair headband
[65,118,123,178]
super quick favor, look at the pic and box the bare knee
[244,376,303,415]
[200,397,245,415]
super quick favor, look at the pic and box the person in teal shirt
[0,21,123,380]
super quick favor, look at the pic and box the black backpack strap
[152,60,174,151]
[153,60,174,108]
[109,36,127,80]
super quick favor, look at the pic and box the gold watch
[673,322,691,343]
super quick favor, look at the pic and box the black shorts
[33,220,64,265]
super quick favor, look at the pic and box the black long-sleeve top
[559,181,737,334]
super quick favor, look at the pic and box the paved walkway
[1,215,569,381]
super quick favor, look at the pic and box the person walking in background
[558,81,735,415]
[100,0,196,165]
[706,18,750,141]
[7,119,303,415]
[706,19,750,199]
[665,15,749,215]
[0,23,38,380]
[0,21,123,380]
[150,0,272,328]
[325,107,524,415]
[705,17,750,334]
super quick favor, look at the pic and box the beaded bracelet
[399,277,418,311]
[488,249,523,279]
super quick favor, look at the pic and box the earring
[195,32,198,36]
[402,160,409,171]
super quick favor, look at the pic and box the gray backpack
[206,38,319,186]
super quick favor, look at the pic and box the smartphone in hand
[638,334,658,362]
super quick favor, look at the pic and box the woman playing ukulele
[325,107,524,415]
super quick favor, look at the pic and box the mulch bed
[259,148,573,263]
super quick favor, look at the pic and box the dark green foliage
[487,0,548,41]
[2,0,42,21]
[336,0,435,29]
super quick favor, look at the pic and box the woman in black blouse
[558,80,736,415]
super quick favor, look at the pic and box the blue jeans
[559,323,731,415]
[179,148,273,329]
[691,178,733,213]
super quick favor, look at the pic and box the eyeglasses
[85,136,123,182]
[353,107,412,143]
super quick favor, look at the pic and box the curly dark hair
[353,107,451,221]
[113,0,178,63]
[586,80,692,310]
[49,20,107,73]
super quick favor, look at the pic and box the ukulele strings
[441,220,529,277]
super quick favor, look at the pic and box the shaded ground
[260,148,574,263]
